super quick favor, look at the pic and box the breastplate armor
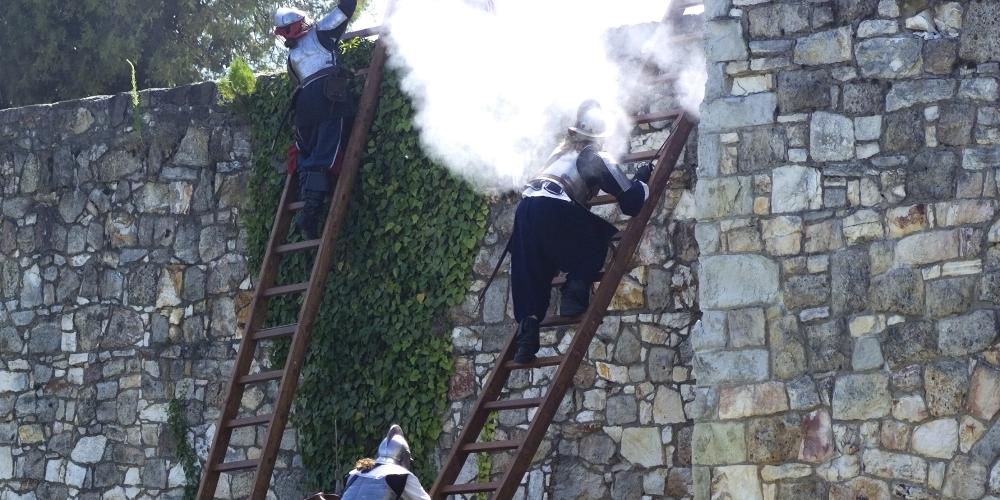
[289,30,336,82]
[340,475,398,500]
[535,151,597,204]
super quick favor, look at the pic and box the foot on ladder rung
[551,272,604,287]
[224,414,272,429]
[237,370,284,385]
[504,356,563,369]
[213,459,259,473]
[539,315,581,328]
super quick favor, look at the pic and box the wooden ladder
[429,110,695,499]
[196,28,391,500]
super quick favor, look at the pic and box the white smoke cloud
[384,0,705,191]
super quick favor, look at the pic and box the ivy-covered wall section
[238,39,488,489]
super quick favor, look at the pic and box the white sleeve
[402,474,432,500]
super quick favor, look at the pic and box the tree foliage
[0,0,369,108]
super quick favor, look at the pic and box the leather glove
[633,163,653,184]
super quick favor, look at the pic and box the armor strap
[300,66,339,88]
[341,473,359,494]
[385,474,407,499]
[536,174,587,207]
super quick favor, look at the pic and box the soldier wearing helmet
[273,1,358,239]
[340,425,431,500]
[509,100,652,364]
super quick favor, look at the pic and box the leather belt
[299,66,338,88]
[526,178,566,197]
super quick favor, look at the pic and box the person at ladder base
[511,100,652,364]
[273,0,358,239]
[340,425,431,500]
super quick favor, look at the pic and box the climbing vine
[237,38,488,490]
[167,400,201,500]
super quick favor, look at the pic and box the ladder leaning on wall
[195,25,391,500]
[430,110,696,499]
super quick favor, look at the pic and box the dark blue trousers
[294,76,345,238]
[510,197,619,322]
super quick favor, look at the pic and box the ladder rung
[224,414,272,429]
[263,282,310,297]
[612,232,623,241]
[276,239,322,254]
[238,370,284,385]
[461,440,522,453]
[634,109,683,125]
[213,459,259,473]
[504,356,563,369]
[250,324,298,341]
[287,201,306,211]
[483,398,544,411]
[440,482,502,494]
[540,315,581,328]
[622,150,659,163]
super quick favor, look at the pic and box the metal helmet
[568,100,611,139]
[375,425,412,469]
[273,7,309,28]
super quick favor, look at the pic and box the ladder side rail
[248,37,394,499]
[197,174,298,499]
[493,114,694,499]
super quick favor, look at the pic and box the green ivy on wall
[167,400,201,500]
[235,38,488,490]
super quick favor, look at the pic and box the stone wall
[438,97,702,500]
[0,84,303,499]
[695,0,1000,498]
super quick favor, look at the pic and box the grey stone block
[738,126,787,172]
[694,349,769,385]
[705,19,749,62]
[857,37,922,79]
[926,277,977,318]
[883,321,937,370]
[937,102,975,146]
[794,27,853,66]
[907,150,957,201]
[700,255,779,308]
[701,93,777,132]
[807,320,850,372]
[938,310,998,357]
[959,1,1000,63]
[832,373,890,420]
[925,359,969,417]
[870,268,925,316]
[783,274,829,311]
[748,3,811,38]
[778,69,833,114]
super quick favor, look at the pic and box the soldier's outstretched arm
[580,147,649,217]
[317,0,358,40]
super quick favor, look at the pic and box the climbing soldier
[272,0,359,239]
[510,100,652,364]
[340,425,431,500]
